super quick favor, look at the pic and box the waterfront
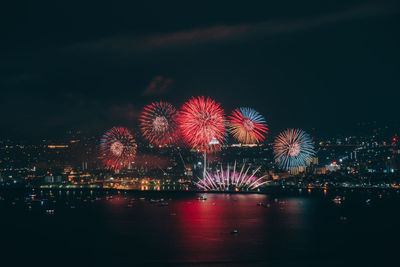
[1,189,399,266]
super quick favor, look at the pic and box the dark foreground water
[1,188,399,267]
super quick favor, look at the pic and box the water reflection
[1,189,399,266]
[173,194,270,262]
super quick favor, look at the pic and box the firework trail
[139,101,179,146]
[196,161,269,191]
[100,127,137,171]
[273,128,315,172]
[228,107,268,144]
[179,96,227,153]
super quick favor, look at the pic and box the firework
[179,96,227,152]
[139,101,179,146]
[228,107,268,144]
[273,128,315,172]
[196,162,269,191]
[100,127,137,171]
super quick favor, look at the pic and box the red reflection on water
[172,194,268,263]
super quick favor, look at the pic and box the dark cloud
[143,76,174,96]
[67,2,397,54]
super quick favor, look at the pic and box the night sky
[2,0,399,139]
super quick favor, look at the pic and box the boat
[198,194,207,200]
[257,202,269,208]
[150,198,165,204]
[332,196,342,204]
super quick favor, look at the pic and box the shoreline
[1,186,399,195]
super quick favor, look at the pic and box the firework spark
[228,107,268,144]
[179,96,227,152]
[139,101,179,146]
[196,162,269,191]
[273,128,315,172]
[100,127,137,171]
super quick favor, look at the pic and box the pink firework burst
[196,162,270,191]
[100,127,137,171]
[139,101,179,146]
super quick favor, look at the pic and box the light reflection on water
[0,189,399,266]
[98,193,314,263]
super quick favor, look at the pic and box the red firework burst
[228,107,269,144]
[100,127,137,171]
[179,96,226,152]
[139,101,179,146]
